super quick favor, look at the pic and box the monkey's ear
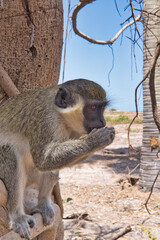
[55,87,72,108]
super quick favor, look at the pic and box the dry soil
[60,111,160,240]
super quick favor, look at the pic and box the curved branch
[149,40,160,132]
[128,40,160,148]
[0,63,20,97]
[72,0,141,45]
[62,0,71,83]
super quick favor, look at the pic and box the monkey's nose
[100,118,106,127]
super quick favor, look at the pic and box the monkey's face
[83,100,107,134]
[55,82,108,136]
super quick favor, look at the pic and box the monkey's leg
[52,182,64,218]
[31,171,59,226]
[0,146,35,240]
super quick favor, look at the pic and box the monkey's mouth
[87,127,93,134]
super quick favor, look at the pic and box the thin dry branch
[0,63,20,97]
[121,16,132,25]
[114,0,121,17]
[128,41,160,148]
[145,169,160,214]
[134,7,160,19]
[110,225,132,240]
[0,179,62,240]
[62,0,71,83]
[144,41,160,213]
[0,213,52,240]
[72,0,141,45]
[149,41,160,132]
[130,0,142,42]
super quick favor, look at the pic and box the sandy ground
[60,121,160,240]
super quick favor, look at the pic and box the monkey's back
[0,86,59,144]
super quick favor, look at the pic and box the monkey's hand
[10,214,35,240]
[36,127,115,171]
[31,199,54,226]
[85,127,115,151]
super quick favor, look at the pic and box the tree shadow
[64,219,131,240]
[82,147,141,175]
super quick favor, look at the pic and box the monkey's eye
[91,105,96,110]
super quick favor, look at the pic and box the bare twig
[128,41,160,148]
[0,63,20,97]
[143,41,160,213]
[134,7,160,18]
[128,77,146,150]
[108,46,115,85]
[62,0,71,83]
[149,41,160,132]
[114,0,121,17]
[120,16,132,26]
[128,0,143,75]
[72,0,141,45]
[0,204,62,240]
[128,163,140,176]
[110,225,132,240]
[145,169,160,214]
[130,0,139,40]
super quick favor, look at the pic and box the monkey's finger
[104,126,114,131]
[91,128,97,133]
[28,218,35,228]
[21,226,31,240]
[14,223,31,240]
[30,208,42,215]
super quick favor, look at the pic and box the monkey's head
[55,79,108,135]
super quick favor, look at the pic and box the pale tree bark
[139,0,160,191]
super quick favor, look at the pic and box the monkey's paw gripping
[87,127,115,149]
[10,214,35,240]
[31,199,55,226]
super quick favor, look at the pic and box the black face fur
[83,100,107,134]
[55,79,108,135]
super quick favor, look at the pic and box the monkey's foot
[31,199,54,226]
[10,214,35,240]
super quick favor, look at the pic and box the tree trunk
[139,0,160,191]
[0,1,64,238]
[0,0,63,94]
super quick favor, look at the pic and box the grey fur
[0,79,115,239]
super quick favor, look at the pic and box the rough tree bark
[0,0,64,238]
[0,0,63,94]
[139,0,160,191]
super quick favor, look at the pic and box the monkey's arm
[34,127,115,171]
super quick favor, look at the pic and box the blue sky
[60,0,143,112]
